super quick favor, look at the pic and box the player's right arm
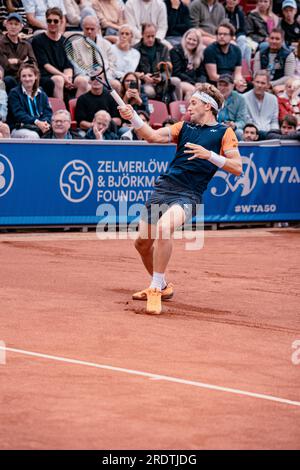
[118,105,171,144]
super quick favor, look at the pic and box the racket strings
[65,36,105,78]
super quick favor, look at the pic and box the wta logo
[211,153,257,197]
[0,154,14,198]
[60,160,94,203]
[210,152,300,198]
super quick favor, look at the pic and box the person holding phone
[120,72,149,113]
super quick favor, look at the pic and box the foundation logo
[60,160,94,203]
[0,154,14,198]
[211,153,257,197]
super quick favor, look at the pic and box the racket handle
[110,89,126,107]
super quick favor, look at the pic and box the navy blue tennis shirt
[163,121,239,194]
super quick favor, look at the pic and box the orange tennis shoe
[132,283,174,301]
[146,288,162,315]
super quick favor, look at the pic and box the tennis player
[118,83,242,315]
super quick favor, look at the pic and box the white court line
[1,346,300,409]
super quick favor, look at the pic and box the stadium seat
[68,98,78,129]
[148,100,169,129]
[48,97,66,112]
[169,101,188,122]
[240,0,256,13]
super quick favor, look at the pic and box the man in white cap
[280,0,300,48]
[119,83,242,315]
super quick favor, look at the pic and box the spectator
[120,72,149,113]
[92,0,124,39]
[0,12,37,93]
[224,0,252,68]
[42,108,82,138]
[279,0,300,48]
[253,27,297,86]
[32,7,88,99]
[245,0,279,49]
[125,0,168,43]
[189,0,225,46]
[0,0,27,32]
[170,28,205,100]
[111,24,141,80]
[85,109,119,139]
[203,21,243,84]
[120,109,150,139]
[75,75,121,131]
[63,0,96,29]
[7,62,52,138]
[22,0,67,32]
[135,23,182,100]
[164,0,191,46]
[277,77,300,122]
[244,69,279,132]
[242,123,260,141]
[217,73,247,140]
[0,65,8,123]
[272,0,300,16]
[73,15,120,92]
[266,114,300,139]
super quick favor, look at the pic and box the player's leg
[132,218,174,302]
[153,204,186,275]
[134,219,155,276]
[147,204,186,314]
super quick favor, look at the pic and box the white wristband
[208,151,226,168]
[130,112,144,130]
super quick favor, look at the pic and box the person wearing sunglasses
[22,0,67,32]
[32,7,89,99]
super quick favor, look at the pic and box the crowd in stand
[0,0,299,142]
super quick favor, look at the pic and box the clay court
[0,227,300,450]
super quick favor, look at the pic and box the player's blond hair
[194,83,224,117]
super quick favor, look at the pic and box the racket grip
[110,89,126,107]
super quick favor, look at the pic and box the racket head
[63,33,111,89]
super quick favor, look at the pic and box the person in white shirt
[124,0,168,43]
[244,69,279,133]
[22,0,67,31]
[73,15,120,91]
[111,24,141,80]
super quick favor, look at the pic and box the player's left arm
[184,127,242,176]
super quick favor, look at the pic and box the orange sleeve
[220,127,239,156]
[169,121,184,143]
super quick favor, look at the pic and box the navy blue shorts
[141,176,202,225]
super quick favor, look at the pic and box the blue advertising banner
[0,140,299,225]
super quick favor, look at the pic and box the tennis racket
[63,33,126,107]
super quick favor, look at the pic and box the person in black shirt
[203,21,243,84]
[164,0,191,46]
[224,0,252,67]
[32,7,88,99]
[170,28,206,100]
[266,114,300,140]
[280,0,300,47]
[75,77,121,131]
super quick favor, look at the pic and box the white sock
[150,272,165,291]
